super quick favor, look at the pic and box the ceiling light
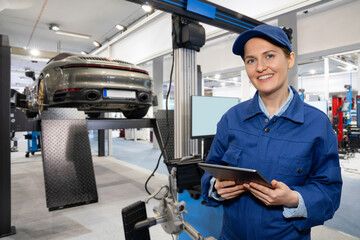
[142,4,152,13]
[115,24,125,31]
[346,65,353,70]
[310,69,316,74]
[49,24,59,31]
[214,74,220,79]
[55,30,91,39]
[93,41,101,48]
[30,49,40,56]
[221,82,226,87]
[81,51,88,55]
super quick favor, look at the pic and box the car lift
[0,34,166,237]
[0,34,16,238]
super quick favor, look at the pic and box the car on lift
[16,53,156,119]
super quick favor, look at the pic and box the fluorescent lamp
[346,65,353,70]
[30,49,40,56]
[55,30,91,39]
[116,24,125,31]
[93,41,101,48]
[81,51,88,55]
[142,4,152,12]
[49,24,59,31]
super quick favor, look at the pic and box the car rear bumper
[53,88,153,104]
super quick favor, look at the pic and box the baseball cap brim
[232,25,292,59]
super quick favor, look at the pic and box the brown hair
[258,35,291,58]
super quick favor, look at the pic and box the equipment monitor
[191,96,239,139]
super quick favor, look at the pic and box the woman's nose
[256,60,267,72]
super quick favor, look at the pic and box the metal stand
[98,129,105,156]
[0,34,16,237]
[131,167,216,240]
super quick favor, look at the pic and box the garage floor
[3,135,360,240]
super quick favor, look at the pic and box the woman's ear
[288,52,296,69]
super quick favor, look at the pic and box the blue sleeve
[201,115,229,207]
[283,191,307,218]
[208,177,225,201]
[290,123,342,231]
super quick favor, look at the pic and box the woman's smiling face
[244,37,295,97]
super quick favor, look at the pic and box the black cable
[144,47,175,196]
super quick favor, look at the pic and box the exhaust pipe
[85,90,100,101]
[138,92,150,102]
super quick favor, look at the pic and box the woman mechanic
[201,24,342,240]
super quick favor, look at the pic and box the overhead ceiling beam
[329,57,358,70]
[11,47,58,60]
[126,0,264,33]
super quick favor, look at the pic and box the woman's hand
[243,180,299,207]
[214,179,247,200]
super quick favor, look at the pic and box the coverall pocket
[221,146,242,166]
[277,156,311,185]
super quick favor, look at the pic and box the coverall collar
[243,86,304,124]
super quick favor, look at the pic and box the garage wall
[109,13,172,64]
[300,70,358,94]
[197,1,359,76]
[197,34,242,75]
[298,0,360,56]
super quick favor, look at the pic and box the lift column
[174,47,198,158]
[0,35,16,237]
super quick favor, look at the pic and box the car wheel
[87,113,101,118]
[38,80,48,112]
[122,107,149,119]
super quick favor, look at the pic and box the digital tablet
[198,162,274,189]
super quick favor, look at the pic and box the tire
[25,152,29,158]
[38,80,48,112]
[87,113,101,118]
[122,107,149,119]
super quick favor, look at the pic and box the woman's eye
[266,54,274,59]
[247,59,255,64]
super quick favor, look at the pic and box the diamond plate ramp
[154,110,174,161]
[40,108,98,211]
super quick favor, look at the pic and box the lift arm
[126,0,264,33]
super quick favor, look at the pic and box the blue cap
[232,24,292,59]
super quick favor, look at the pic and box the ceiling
[0,0,145,54]
[0,0,148,88]
[1,0,358,92]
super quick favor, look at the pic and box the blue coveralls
[201,87,342,240]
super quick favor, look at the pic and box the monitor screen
[191,96,239,139]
